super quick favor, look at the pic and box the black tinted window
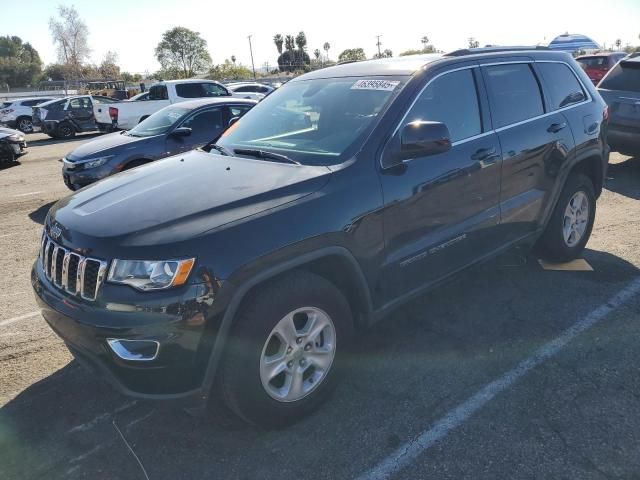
[405,69,482,142]
[149,85,168,100]
[599,61,640,92]
[69,97,91,109]
[181,108,224,134]
[484,64,544,128]
[175,83,229,98]
[538,63,586,110]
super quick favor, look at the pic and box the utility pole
[375,35,382,57]
[248,35,256,80]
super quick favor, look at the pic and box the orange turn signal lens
[172,258,195,287]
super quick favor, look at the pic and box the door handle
[471,147,497,161]
[547,122,567,133]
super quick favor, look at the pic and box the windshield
[599,61,640,92]
[128,105,190,137]
[217,76,405,165]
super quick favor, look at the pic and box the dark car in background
[62,97,256,190]
[33,48,609,428]
[597,54,640,156]
[576,52,627,85]
[0,127,27,164]
[32,95,118,139]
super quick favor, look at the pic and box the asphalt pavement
[1,132,639,479]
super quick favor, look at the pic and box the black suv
[32,48,609,427]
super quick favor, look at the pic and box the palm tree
[323,42,330,59]
[295,31,307,51]
[421,36,429,48]
[285,35,295,51]
[231,55,236,64]
[615,38,622,50]
[468,37,479,49]
[314,49,321,60]
[273,34,283,54]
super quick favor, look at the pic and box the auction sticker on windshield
[351,79,400,91]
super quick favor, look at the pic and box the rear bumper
[608,127,640,155]
[31,259,217,401]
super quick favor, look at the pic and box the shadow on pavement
[1,247,638,479]
[28,132,103,147]
[0,160,21,171]
[28,201,56,225]
[606,155,640,200]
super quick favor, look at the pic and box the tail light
[108,107,118,122]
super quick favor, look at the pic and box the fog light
[107,339,160,361]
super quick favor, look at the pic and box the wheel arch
[570,152,605,198]
[199,246,373,396]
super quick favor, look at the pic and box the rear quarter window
[537,63,586,110]
[599,61,640,93]
[176,82,229,98]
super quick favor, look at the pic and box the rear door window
[599,61,640,92]
[176,82,229,98]
[483,63,544,128]
[537,63,586,110]
[404,68,482,142]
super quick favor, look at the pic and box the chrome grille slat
[39,233,107,302]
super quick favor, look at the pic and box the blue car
[62,97,256,190]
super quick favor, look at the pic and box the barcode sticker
[351,79,400,91]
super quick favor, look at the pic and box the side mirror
[228,116,240,127]
[398,121,452,161]
[170,127,192,138]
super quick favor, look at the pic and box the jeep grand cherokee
[32,47,609,428]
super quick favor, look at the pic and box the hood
[0,127,23,140]
[49,149,332,249]
[66,131,154,160]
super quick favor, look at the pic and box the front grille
[40,233,108,301]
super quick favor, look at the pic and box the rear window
[537,63,586,110]
[599,61,640,92]
[148,85,169,100]
[578,57,607,68]
[176,82,229,98]
[484,63,544,128]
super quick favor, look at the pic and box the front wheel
[536,173,596,262]
[17,117,34,133]
[220,271,353,428]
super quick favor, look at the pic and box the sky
[2,0,639,74]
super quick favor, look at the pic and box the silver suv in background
[226,82,274,100]
[0,97,57,133]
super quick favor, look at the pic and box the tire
[220,271,354,428]
[536,173,596,262]
[16,116,34,133]
[56,122,75,139]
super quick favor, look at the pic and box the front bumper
[31,259,217,400]
[62,162,114,190]
[0,118,17,129]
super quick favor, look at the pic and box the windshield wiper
[207,143,235,156]
[234,148,300,165]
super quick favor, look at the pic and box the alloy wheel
[562,191,590,247]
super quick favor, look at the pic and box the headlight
[8,134,24,142]
[108,258,195,291]
[82,155,114,169]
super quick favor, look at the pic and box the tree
[98,50,120,78]
[373,49,393,59]
[421,36,429,48]
[231,55,236,64]
[208,59,253,81]
[338,48,367,63]
[49,5,91,78]
[155,27,212,78]
[42,63,69,81]
[0,36,43,87]
[615,38,622,50]
[399,45,437,56]
[273,34,283,54]
[323,42,331,59]
[295,31,308,51]
[468,37,480,49]
[285,35,295,51]
[313,49,321,60]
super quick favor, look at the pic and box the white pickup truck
[95,79,255,130]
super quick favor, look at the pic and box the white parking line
[0,311,41,327]
[12,191,42,197]
[357,277,640,480]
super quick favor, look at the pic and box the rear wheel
[56,122,75,139]
[16,116,33,133]
[220,271,353,428]
[536,173,596,262]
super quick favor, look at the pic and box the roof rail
[445,46,551,57]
